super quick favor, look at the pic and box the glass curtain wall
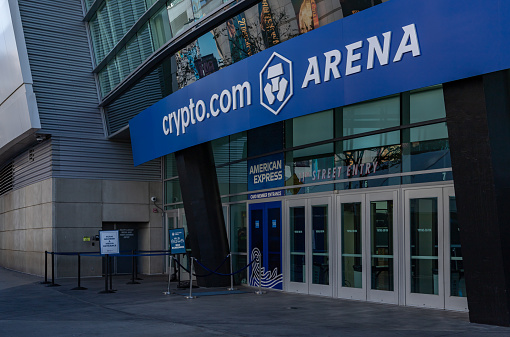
[163,85,451,285]
[94,0,388,99]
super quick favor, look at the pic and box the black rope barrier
[172,254,230,277]
[173,256,255,277]
[193,257,256,276]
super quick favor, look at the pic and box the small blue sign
[169,228,186,254]
[272,220,277,228]
[255,220,260,229]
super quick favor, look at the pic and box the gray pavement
[1,267,510,336]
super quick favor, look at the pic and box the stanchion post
[135,250,143,281]
[109,255,115,292]
[47,252,60,287]
[127,250,140,285]
[185,257,196,299]
[227,253,236,291]
[163,255,173,295]
[99,254,110,294]
[40,251,50,284]
[72,253,87,290]
[255,255,264,295]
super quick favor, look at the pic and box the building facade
[2,0,510,326]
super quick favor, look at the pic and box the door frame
[404,187,445,308]
[285,196,333,296]
[366,190,399,304]
[336,190,399,304]
[443,186,468,311]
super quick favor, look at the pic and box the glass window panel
[248,123,283,157]
[410,123,448,143]
[410,86,446,124]
[196,32,224,78]
[192,0,224,20]
[164,153,178,179]
[290,206,306,283]
[229,132,247,161]
[216,166,229,196]
[146,0,159,7]
[450,197,466,297]
[410,198,439,295]
[371,200,393,291]
[211,136,230,165]
[341,202,362,288]
[232,253,248,285]
[342,96,400,137]
[229,162,247,195]
[293,110,333,147]
[342,131,400,151]
[167,0,194,37]
[340,0,387,18]
[230,203,247,253]
[165,179,182,204]
[403,136,451,173]
[312,205,329,285]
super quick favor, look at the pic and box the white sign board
[99,230,120,255]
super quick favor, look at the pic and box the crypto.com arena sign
[130,0,510,166]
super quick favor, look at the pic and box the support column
[175,142,230,287]
[444,70,510,326]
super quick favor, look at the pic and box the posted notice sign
[169,228,186,254]
[99,230,120,255]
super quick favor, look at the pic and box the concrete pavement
[1,267,510,336]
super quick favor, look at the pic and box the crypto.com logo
[259,52,293,115]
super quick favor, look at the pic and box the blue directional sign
[130,0,510,165]
[169,228,186,254]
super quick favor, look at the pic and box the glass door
[287,197,332,296]
[443,186,468,311]
[404,188,445,308]
[337,191,398,303]
[338,194,365,300]
[367,191,398,304]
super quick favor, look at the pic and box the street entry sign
[99,230,120,255]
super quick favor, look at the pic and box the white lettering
[393,24,421,62]
[323,50,342,82]
[345,40,363,75]
[189,99,196,124]
[367,31,392,70]
[163,115,170,135]
[195,100,206,122]
[172,110,181,136]
[301,56,321,88]
[181,107,190,134]
[232,82,251,110]
[220,89,232,113]
[210,94,220,117]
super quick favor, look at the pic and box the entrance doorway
[286,197,332,296]
[337,191,398,303]
[248,201,282,289]
[404,186,467,310]
[101,222,139,275]
[282,185,467,310]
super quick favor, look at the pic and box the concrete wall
[0,177,163,278]
[0,178,53,275]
